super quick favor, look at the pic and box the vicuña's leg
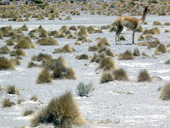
[132,30,135,44]
[115,25,123,45]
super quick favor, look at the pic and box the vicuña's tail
[141,6,148,23]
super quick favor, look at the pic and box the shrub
[90,53,107,63]
[97,37,111,47]
[6,85,19,95]
[76,54,89,60]
[2,98,15,107]
[0,57,15,70]
[164,23,170,26]
[10,49,26,56]
[32,53,53,61]
[28,62,38,68]
[23,110,34,116]
[118,50,133,60]
[21,24,28,31]
[160,83,170,100]
[105,49,114,57]
[133,48,140,56]
[165,59,170,64]
[31,91,85,127]
[14,37,35,49]
[0,46,10,54]
[5,39,14,46]
[36,37,59,45]
[77,26,88,37]
[113,68,129,81]
[143,27,160,35]
[36,68,52,84]
[137,69,152,82]
[54,44,75,53]
[97,57,117,71]
[155,43,167,54]
[100,72,114,83]
[77,82,94,97]
[153,21,162,25]
[88,45,98,52]
[30,95,38,102]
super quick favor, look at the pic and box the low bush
[137,69,152,82]
[160,83,170,100]
[118,50,133,60]
[100,72,114,83]
[77,82,94,96]
[0,57,15,70]
[2,98,15,107]
[31,91,85,127]
[36,68,52,84]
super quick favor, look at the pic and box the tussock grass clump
[36,68,52,84]
[97,57,117,71]
[28,61,38,68]
[53,66,76,80]
[137,69,152,82]
[39,30,49,37]
[2,98,15,108]
[88,45,98,52]
[155,43,167,54]
[165,59,170,65]
[113,68,129,81]
[31,91,85,127]
[59,25,69,33]
[97,44,106,53]
[153,21,162,25]
[143,27,160,35]
[49,30,60,37]
[147,39,161,49]
[100,72,114,83]
[0,32,4,39]
[77,82,94,97]
[164,22,170,26]
[10,49,27,56]
[37,37,59,45]
[6,85,19,95]
[87,26,95,34]
[76,54,89,60]
[14,37,35,49]
[105,49,114,57]
[30,95,38,102]
[97,37,111,47]
[0,57,15,70]
[90,53,107,63]
[160,83,170,100]
[65,16,72,20]
[32,53,53,62]
[144,34,154,41]
[0,46,10,54]
[118,50,133,60]
[23,110,34,116]
[21,24,29,31]
[54,44,75,53]
[133,48,140,56]
[69,26,78,31]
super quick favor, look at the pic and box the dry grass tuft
[137,69,152,82]
[76,54,89,60]
[147,39,161,49]
[88,45,98,52]
[37,37,59,45]
[153,21,162,25]
[155,43,167,54]
[160,83,170,100]
[21,24,29,31]
[133,48,140,56]
[97,57,117,71]
[54,44,75,53]
[105,49,114,57]
[6,85,19,95]
[0,57,15,70]
[36,68,52,84]
[100,72,114,83]
[0,46,10,54]
[23,110,34,116]
[118,50,133,60]
[30,95,38,102]
[143,27,160,35]
[113,68,129,81]
[14,37,34,49]
[10,49,27,56]
[32,53,53,62]
[27,61,38,68]
[164,22,170,26]
[2,98,15,108]
[97,37,111,47]
[90,53,107,63]
[31,91,85,127]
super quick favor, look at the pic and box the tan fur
[115,7,148,45]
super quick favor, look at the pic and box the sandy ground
[0,13,170,128]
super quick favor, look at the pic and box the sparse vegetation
[37,37,59,45]
[100,72,114,83]
[77,82,94,96]
[36,68,52,84]
[137,69,152,82]
[0,57,15,70]
[23,110,34,116]
[118,50,133,60]
[31,91,85,127]
[113,68,129,81]
[2,98,15,107]
[160,83,170,100]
